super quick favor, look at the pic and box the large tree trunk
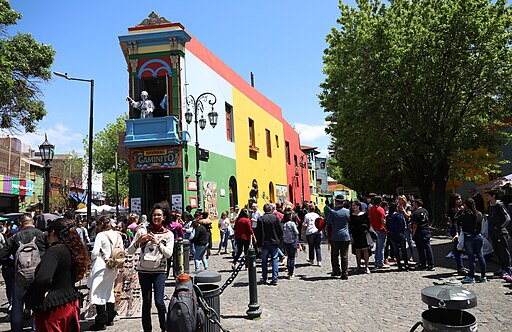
[432,159,450,228]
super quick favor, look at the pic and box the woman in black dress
[349,200,371,274]
[26,217,90,331]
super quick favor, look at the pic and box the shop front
[0,175,34,213]
[128,146,183,215]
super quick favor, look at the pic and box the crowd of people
[0,187,511,331]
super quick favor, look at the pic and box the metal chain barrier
[219,255,246,295]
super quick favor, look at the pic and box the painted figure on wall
[127,91,155,118]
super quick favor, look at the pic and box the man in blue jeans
[0,214,46,332]
[411,199,435,271]
[369,196,389,268]
[256,204,283,285]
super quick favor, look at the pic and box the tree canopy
[320,0,512,225]
[0,0,55,132]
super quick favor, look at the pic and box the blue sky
[6,0,352,156]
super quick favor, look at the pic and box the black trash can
[411,284,478,331]
[192,271,222,332]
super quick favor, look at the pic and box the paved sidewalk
[1,235,511,331]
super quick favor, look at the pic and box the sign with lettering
[130,146,182,171]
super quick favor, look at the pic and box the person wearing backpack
[87,216,125,330]
[25,217,89,331]
[0,213,46,332]
[127,203,174,332]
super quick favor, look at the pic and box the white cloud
[294,122,328,142]
[2,123,85,154]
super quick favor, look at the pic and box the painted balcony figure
[127,91,154,118]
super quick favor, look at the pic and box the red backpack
[315,217,325,231]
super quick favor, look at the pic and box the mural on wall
[276,184,288,204]
[203,181,218,218]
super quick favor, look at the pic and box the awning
[70,193,86,202]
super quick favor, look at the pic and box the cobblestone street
[0,235,511,331]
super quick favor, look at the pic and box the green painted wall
[182,145,236,219]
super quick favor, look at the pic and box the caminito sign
[130,146,182,171]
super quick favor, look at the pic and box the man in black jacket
[486,189,512,276]
[256,204,283,285]
[0,214,46,332]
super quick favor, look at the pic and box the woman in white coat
[87,216,124,330]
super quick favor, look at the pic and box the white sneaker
[317,261,322,267]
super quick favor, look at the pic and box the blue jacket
[325,206,350,242]
[386,212,406,234]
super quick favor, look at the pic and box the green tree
[320,0,512,226]
[0,0,55,132]
[88,114,129,205]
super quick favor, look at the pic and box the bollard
[177,237,184,275]
[246,244,261,319]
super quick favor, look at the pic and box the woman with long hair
[232,208,255,270]
[26,217,89,331]
[457,198,487,284]
[87,216,124,330]
[127,203,174,332]
[447,193,467,275]
[349,200,371,274]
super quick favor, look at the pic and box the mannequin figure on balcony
[126,91,154,118]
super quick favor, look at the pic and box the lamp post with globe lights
[184,92,218,210]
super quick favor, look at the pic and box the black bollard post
[246,244,261,319]
[177,237,184,275]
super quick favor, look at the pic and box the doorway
[144,173,170,210]
[268,182,275,203]
[229,176,238,209]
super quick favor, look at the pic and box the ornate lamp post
[184,92,217,210]
[54,71,94,221]
[38,134,55,213]
[299,155,306,202]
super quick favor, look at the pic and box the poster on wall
[276,185,288,204]
[171,194,183,213]
[203,181,218,218]
[131,197,141,214]
[189,196,198,208]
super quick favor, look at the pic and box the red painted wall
[283,122,309,204]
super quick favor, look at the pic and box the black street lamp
[184,92,217,210]
[38,134,55,213]
[299,155,306,202]
[54,71,94,221]
[114,152,119,217]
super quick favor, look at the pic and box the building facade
[119,12,309,219]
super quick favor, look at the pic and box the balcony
[124,116,181,148]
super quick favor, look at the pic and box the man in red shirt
[368,196,389,268]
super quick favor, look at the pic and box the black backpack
[166,278,205,332]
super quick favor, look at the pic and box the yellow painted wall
[232,88,287,208]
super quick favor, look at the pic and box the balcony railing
[124,116,181,148]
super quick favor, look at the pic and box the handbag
[366,232,375,247]
[139,232,165,269]
[456,232,465,251]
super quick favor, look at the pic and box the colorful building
[119,12,309,225]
